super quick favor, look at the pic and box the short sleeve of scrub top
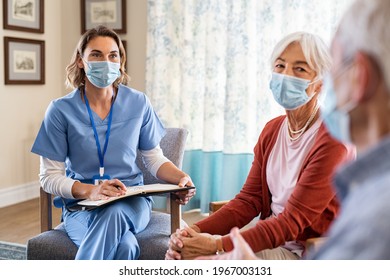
[31,84,166,186]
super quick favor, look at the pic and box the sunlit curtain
[146,0,353,213]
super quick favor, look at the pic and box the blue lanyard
[84,91,114,177]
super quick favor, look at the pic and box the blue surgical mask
[269,72,316,110]
[320,74,356,144]
[83,60,121,88]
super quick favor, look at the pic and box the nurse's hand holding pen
[72,179,127,201]
[92,179,127,200]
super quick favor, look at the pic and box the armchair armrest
[209,200,230,214]
[40,187,52,232]
[305,237,327,254]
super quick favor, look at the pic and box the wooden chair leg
[170,193,181,234]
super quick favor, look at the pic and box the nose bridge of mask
[278,73,311,92]
[84,59,120,78]
[82,56,118,70]
[272,72,311,86]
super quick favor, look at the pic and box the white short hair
[335,0,390,90]
[270,32,332,80]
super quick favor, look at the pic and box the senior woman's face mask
[269,72,317,110]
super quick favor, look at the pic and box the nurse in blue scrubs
[31,25,195,260]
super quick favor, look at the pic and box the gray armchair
[27,128,189,260]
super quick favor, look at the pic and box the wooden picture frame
[121,39,127,71]
[4,37,45,85]
[81,0,126,34]
[3,0,44,33]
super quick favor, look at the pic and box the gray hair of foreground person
[335,0,390,90]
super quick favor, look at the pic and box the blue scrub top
[31,84,166,186]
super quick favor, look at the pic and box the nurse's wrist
[72,181,93,199]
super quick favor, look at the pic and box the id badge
[92,174,111,185]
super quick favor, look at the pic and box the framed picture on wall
[4,37,45,85]
[81,0,126,34]
[3,0,44,33]
[121,39,128,71]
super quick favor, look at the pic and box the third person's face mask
[269,72,316,110]
[320,74,356,144]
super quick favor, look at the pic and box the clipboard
[71,184,195,211]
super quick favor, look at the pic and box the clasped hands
[165,226,218,260]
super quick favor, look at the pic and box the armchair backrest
[136,127,189,184]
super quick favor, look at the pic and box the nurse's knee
[115,230,140,260]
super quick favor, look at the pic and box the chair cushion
[27,229,77,260]
[27,211,178,260]
[137,212,172,260]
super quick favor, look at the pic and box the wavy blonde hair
[65,25,130,89]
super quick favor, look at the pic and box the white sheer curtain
[146,0,354,212]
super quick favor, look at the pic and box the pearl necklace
[287,103,320,141]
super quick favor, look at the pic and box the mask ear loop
[307,75,321,102]
[80,56,91,70]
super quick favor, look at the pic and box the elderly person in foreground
[310,0,390,259]
[166,31,355,260]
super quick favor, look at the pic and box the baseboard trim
[0,181,40,208]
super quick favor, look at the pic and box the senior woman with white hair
[166,31,355,260]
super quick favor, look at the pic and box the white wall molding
[0,181,40,208]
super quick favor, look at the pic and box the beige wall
[0,0,147,206]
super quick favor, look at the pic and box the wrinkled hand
[196,227,258,260]
[89,179,127,201]
[165,228,190,260]
[174,176,196,205]
[176,227,218,260]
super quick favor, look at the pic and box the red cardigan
[195,115,351,253]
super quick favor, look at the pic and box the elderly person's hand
[196,227,258,260]
[166,225,204,260]
[165,228,189,260]
[166,226,220,260]
[174,175,196,205]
